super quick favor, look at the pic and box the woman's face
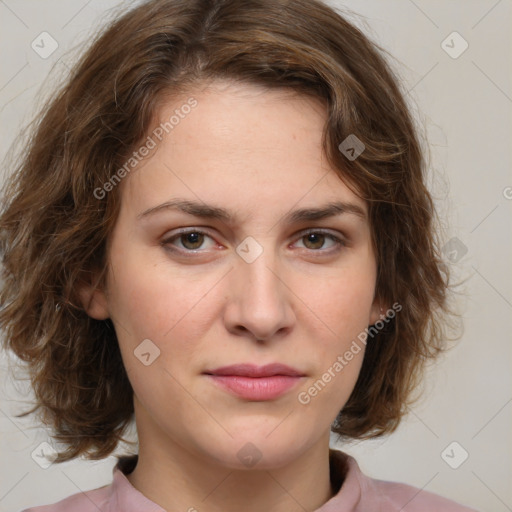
[88,80,381,469]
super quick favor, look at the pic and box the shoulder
[371,478,479,512]
[18,455,158,512]
[329,449,479,512]
[19,483,111,512]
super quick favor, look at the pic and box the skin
[82,80,382,512]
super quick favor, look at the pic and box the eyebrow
[137,198,367,224]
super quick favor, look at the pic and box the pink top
[21,449,477,512]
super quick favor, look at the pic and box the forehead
[121,80,367,219]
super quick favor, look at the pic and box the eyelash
[161,228,346,255]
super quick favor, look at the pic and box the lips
[203,363,305,401]
[203,363,305,378]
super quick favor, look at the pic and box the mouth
[203,363,306,401]
[203,363,305,378]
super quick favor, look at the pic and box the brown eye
[180,232,204,250]
[162,229,216,252]
[302,233,326,250]
[295,230,344,252]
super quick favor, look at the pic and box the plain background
[0,1,510,511]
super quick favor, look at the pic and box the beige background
[0,1,511,511]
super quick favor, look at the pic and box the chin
[199,432,314,471]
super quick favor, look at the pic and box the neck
[126,425,335,512]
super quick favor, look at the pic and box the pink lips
[203,363,305,401]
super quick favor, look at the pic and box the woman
[0,0,477,510]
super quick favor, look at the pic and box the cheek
[295,265,375,393]
[300,266,376,338]
[107,240,208,336]
[105,240,226,386]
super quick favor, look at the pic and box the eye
[161,229,217,252]
[161,228,346,255]
[293,230,345,252]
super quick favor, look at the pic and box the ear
[369,295,386,326]
[77,275,110,320]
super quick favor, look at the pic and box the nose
[223,245,295,342]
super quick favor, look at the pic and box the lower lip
[205,375,303,400]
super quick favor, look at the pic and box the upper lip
[204,363,305,377]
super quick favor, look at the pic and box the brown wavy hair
[0,0,454,462]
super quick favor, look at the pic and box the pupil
[183,232,203,249]
[306,233,324,249]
